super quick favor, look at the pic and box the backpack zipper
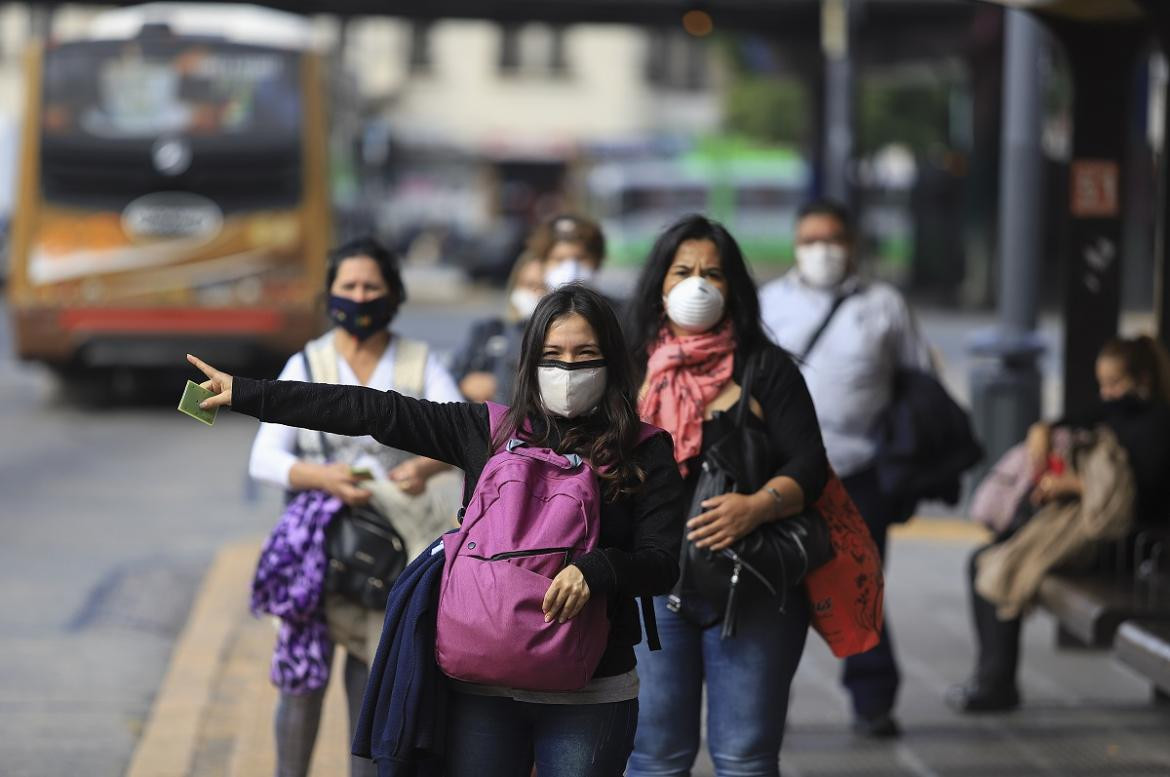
[465,546,575,567]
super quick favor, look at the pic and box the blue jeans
[445,691,638,777]
[627,594,811,777]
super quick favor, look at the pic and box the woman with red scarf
[625,215,829,777]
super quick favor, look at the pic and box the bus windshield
[39,39,302,211]
[43,39,300,143]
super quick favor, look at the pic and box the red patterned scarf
[638,321,736,476]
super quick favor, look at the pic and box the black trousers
[967,540,1023,689]
[840,468,904,718]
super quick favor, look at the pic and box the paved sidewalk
[126,520,1170,777]
[124,541,350,777]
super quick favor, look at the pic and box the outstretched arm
[187,354,488,470]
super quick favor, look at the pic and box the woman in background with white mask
[451,253,547,402]
[187,285,685,777]
[528,214,607,291]
[625,215,829,777]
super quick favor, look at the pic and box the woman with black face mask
[188,285,685,777]
[948,335,1170,714]
[247,237,463,777]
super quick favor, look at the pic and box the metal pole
[968,9,1046,478]
[822,0,853,203]
[996,10,1045,336]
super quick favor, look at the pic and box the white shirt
[759,270,932,478]
[248,332,463,489]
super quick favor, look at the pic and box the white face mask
[795,242,850,289]
[663,275,726,334]
[510,288,542,320]
[545,259,595,290]
[537,359,607,418]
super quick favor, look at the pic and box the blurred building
[340,18,726,280]
[347,20,720,151]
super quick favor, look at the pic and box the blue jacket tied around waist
[352,535,448,777]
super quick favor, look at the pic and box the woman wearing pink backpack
[188,284,686,777]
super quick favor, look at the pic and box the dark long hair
[498,284,645,500]
[625,214,769,379]
[325,236,407,309]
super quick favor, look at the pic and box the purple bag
[435,402,657,691]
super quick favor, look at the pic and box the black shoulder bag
[301,353,408,611]
[666,351,835,638]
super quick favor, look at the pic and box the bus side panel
[8,45,45,352]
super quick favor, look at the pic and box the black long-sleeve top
[701,344,829,503]
[232,376,685,677]
[1055,395,1170,526]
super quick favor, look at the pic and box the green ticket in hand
[178,380,218,426]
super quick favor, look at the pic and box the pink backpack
[435,402,660,691]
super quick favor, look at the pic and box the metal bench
[1114,620,1170,704]
[1036,574,1154,647]
[1035,529,1170,648]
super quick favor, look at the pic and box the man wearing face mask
[759,199,933,740]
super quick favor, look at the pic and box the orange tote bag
[804,470,885,657]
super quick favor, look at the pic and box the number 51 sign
[1070,159,1119,218]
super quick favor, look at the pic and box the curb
[124,541,258,777]
[892,516,990,543]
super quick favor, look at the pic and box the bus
[584,138,915,285]
[585,140,810,278]
[6,4,332,376]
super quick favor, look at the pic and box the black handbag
[322,499,408,610]
[666,350,835,638]
[300,352,409,611]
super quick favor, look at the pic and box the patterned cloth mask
[328,294,394,340]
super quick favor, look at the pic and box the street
[0,294,495,777]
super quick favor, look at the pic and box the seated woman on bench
[949,335,1170,713]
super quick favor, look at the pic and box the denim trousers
[445,691,639,777]
[627,593,811,777]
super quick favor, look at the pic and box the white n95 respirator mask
[795,242,849,289]
[510,288,542,320]
[537,359,607,418]
[663,276,726,334]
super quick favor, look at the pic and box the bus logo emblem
[152,137,193,176]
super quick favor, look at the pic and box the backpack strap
[641,595,662,651]
[485,401,510,439]
[304,332,340,386]
[392,336,428,396]
[300,344,335,463]
[637,422,665,447]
